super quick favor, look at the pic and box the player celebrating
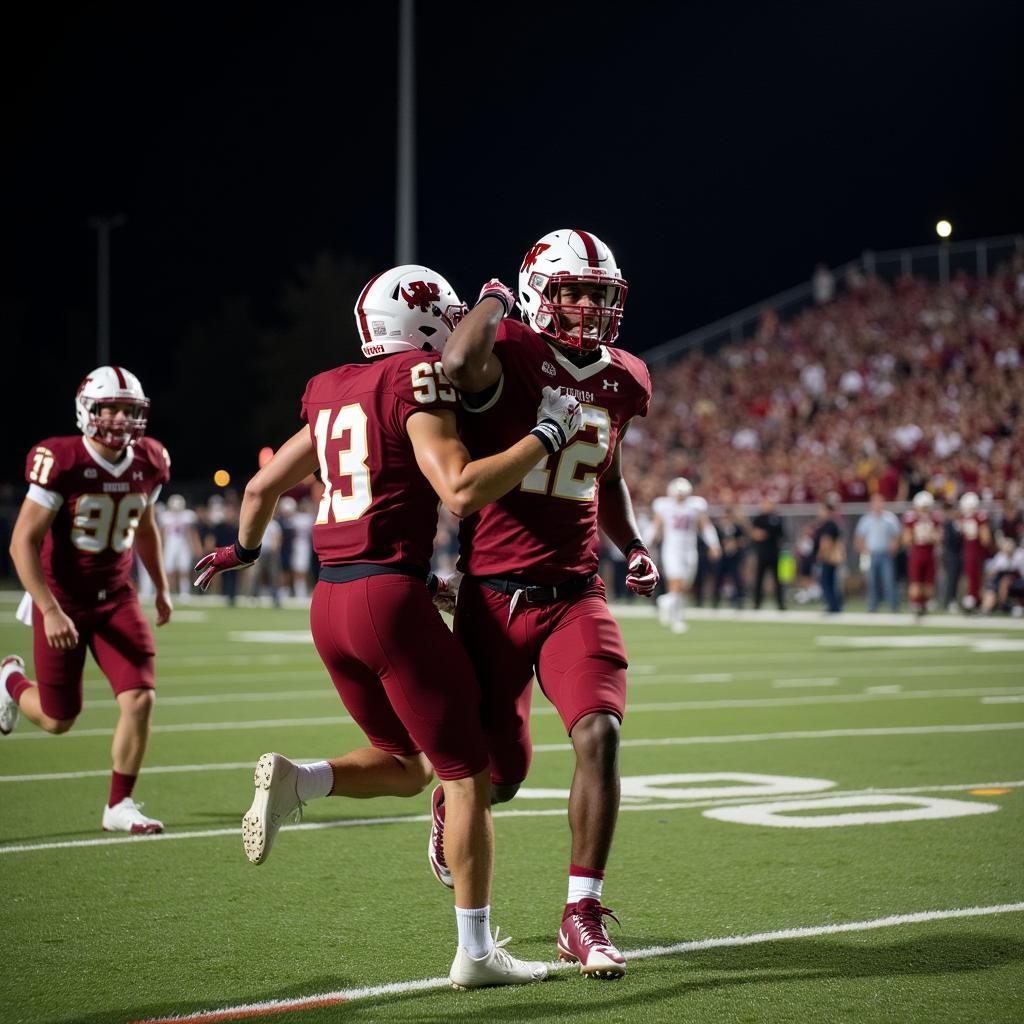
[195,265,580,989]
[957,492,992,611]
[1,366,173,833]
[435,229,657,979]
[902,490,942,617]
[652,477,721,633]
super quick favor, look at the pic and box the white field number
[521,403,610,502]
[71,493,148,553]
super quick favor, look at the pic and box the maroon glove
[477,279,516,317]
[194,542,260,592]
[625,546,660,597]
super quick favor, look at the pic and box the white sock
[455,905,492,958]
[295,760,334,801]
[567,873,604,904]
[670,592,687,628]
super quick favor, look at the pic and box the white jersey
[653,493,709,583]
[159,506,198,574]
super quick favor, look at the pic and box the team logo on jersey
[400,281,441,312]
[542,361,557,377]
[84,468,98,478]
[602,378,620,391]
[132,471,145,480]
[521,242,551,273]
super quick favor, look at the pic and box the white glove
[531,386,583,454]
[431,570,463,615]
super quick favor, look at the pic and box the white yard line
[5,721,1022,783]
[130,901,1024,1023]
[2,778,1019,856]
[5,688,1024,740]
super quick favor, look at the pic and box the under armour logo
[521,242,551,273]
[602,379,619,391]
[132,471,144,480]
[542,361,557,377]
[400,281,441,312]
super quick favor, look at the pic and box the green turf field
[1,599,1022,1023]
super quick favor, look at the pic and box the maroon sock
[109,770,137,808]
[5,669,32,704]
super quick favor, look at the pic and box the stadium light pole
[396,0,416,264]
[88,214,126,366]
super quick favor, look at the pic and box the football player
[158,493,200,595]
[194,264,581,989]
[434,229,657,979]
[652,477,721,633]
[1,366,173,833]
[957,491,992,611]
[902,490,942,617]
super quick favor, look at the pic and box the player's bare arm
[135,503,173,627]
[440,281,512,393]
[239,427,320,548]
[195,427,319,590]
[9,494,79,649]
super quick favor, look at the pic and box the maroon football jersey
[958,510,989,551]
[301,351,459,571]
[24,435,171,606]
[902,510,942,549]
[456,319,651,583]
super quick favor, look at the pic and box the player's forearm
[598,477,644,552]
[9,536,61,614]
[445,436,548,518]
[238,430,318,549]
[440,298,503,393]
[238,482,282,550]
[135,526,170,593]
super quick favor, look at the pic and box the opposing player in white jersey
[158,494,199,595]
[652,478,721,633]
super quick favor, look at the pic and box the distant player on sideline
[195,265,581,989]
[436,229,658,979]
[158,493,199,595]
[902,490,942,617]
[1,366,173,833]
[652,477,721,633]
[957,492,992,611]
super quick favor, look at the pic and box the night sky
[5,1,1023,482]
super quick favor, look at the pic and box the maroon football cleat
[427,784,454,889]
[557,898,626,979]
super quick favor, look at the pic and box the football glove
[194,542,261,592]
[625,546,660,597]
[427,570,463,615]
[477,278,516,317]
[531,386,583,455]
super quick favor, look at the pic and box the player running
[652,477,721,633]
[2,366,173,833]
[195,265,581,989]
[433,229,658,979]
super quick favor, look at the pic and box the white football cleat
[670,620,689,634]
[0,655,25,736]
[428,784,454,889]
[242,752,303,865]
[449,928,548,989]
[102,797,164,835]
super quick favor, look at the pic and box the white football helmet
[75,365,149,450]
[668,477,693,499]
[959,491,980,513]
[167,494,187,512]
[354,265,466,359]
[912,491,935,511]
[518,229,627,352]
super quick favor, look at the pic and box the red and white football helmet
[75,365,149,450]
[354,265,466,359]
[912,491,935,511]
[959,491,980,514]
[518,229,628,352]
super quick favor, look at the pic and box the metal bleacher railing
[643,233,1023,370]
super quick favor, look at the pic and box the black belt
[319,563,428,584]
[478,573,597,605]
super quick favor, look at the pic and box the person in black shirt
[751,496,786,610]
[713,507,748,609]
[813,498,844,613]
[940,501,962,612]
